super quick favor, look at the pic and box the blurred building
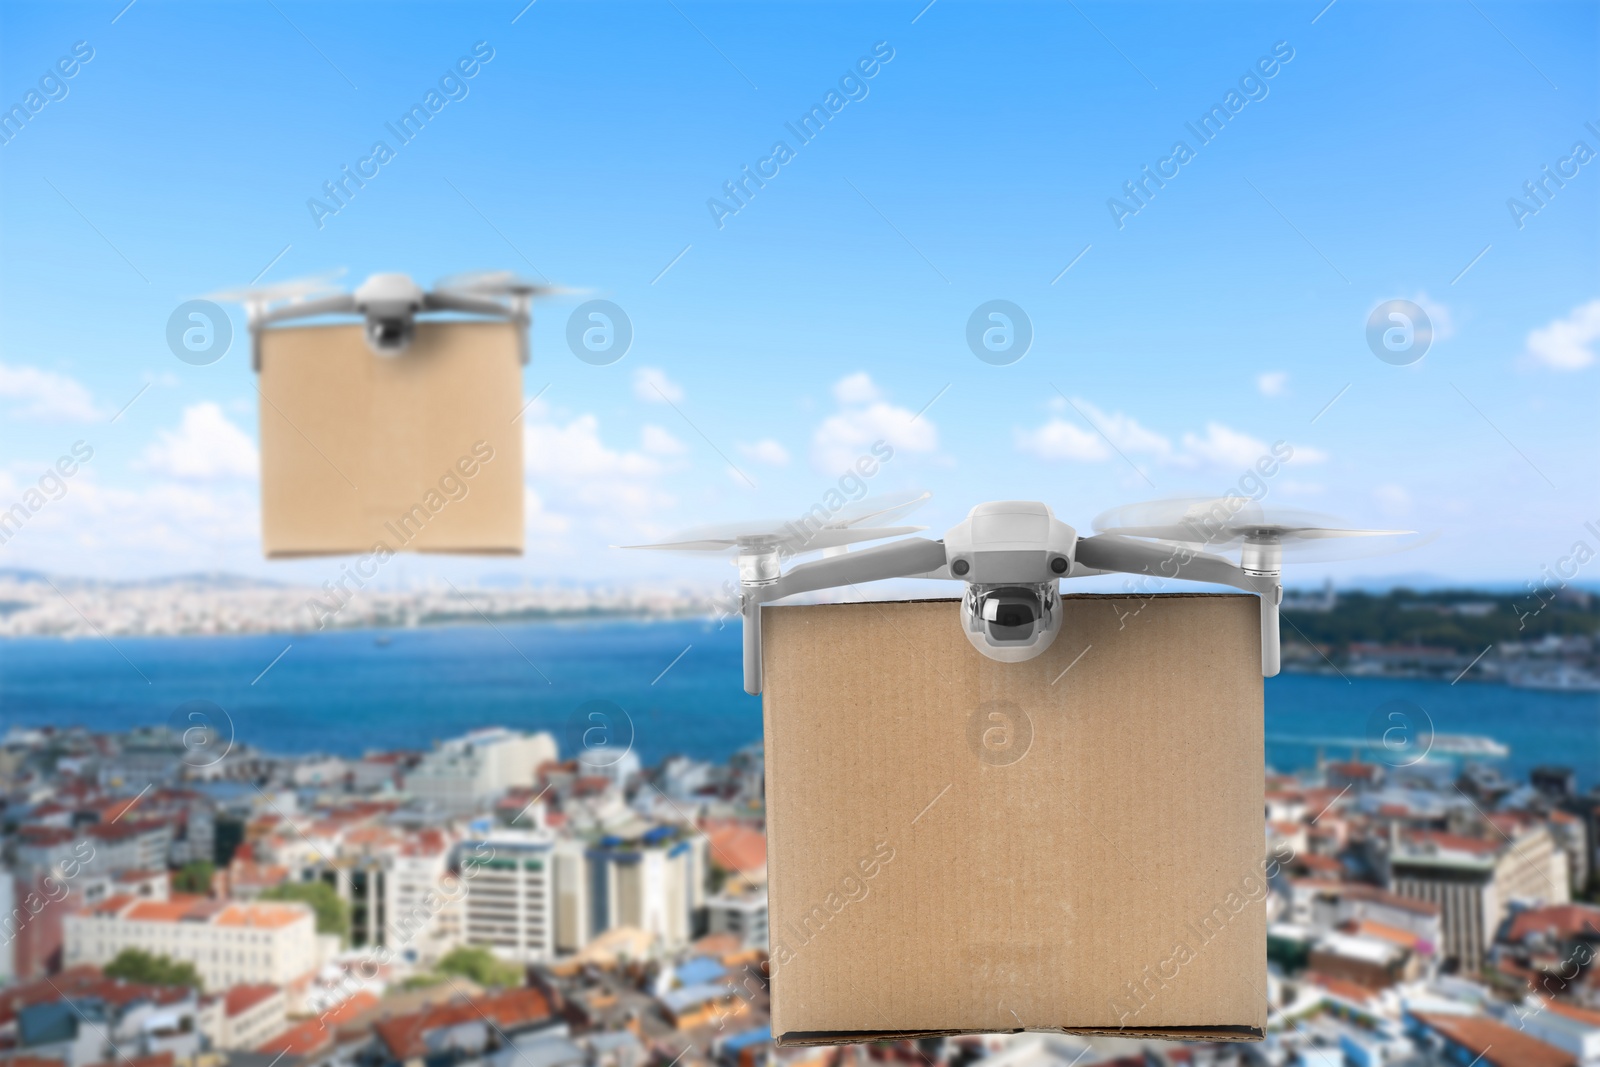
[1388,825,1570,972]
[407,729,558,816]
[63,895,318,996]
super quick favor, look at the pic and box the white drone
[211,270,561,370]
[625,494,1413,694]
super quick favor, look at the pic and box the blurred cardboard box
[257,320,523,558]
[762,594,1267,1043]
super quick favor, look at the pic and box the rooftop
[374,988,554,1060]
[1509,904,1600,944]
[1412,1011,1576,1067]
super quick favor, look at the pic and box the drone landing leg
[743,592,763,695]
[1256,577,1281,678]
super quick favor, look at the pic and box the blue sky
[0,0,1596,591]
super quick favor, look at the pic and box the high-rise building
[586,828,708,952]
[459,830,587,962]
[1388,826,1570,973]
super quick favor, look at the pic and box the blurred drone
[211,270,563,370]
[623,493,1416,694]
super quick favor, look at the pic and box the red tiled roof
[1509,904,1600,944]
[253,991,378,1056]
[703,824,767,876]
[0,968,190,1027]
[1412,1012,1575,1067]
[1303,971,1376,1005]
[125,895,207,922]
[223,985,280,1017]
[257,1018,331,1057]
[374,988,553,1060]
[1345,919,1419,949]
[1403,830,1502,856]
[1544,998,1600,1028]
[92,895,136,916]
[321,990,380,1026]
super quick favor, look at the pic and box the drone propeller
[619,490,931,556]
[1091,497,1420,564]
[433,270,570,298]
[208,270,348,306]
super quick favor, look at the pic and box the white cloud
[1016,398,1170,464]
[812,374,937,473]
[1257,371,1288,397]
[832,372,880,405]
[0,363,100,421]
[525,413,663,482]
[1015,419,1108,461]
[1412,292,1455,342]
[633,367,684,403]
[1017,400,1326,472]
[1181,423,1270,469]
[524,488,571,536]
[1075,400,1173,459]
[139,402,258,480]
[739,439,790,466]
[640,425,687,456]
[521,407,676,545]
[1524,299,1600,371]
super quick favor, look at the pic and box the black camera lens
[983,588,1039,643]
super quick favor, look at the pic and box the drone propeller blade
[618,524,925,555]
[619,491,934,556]
[827,490,932,530]
[208,269,348,305]
[433,270,575,298]
[1092,497,1422,562]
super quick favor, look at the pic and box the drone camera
[365,314,416,355]
[962,581,1062,662]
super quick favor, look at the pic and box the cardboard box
[761,594,1268,1044]
[257,321,524,558]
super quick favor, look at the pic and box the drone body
[626,494,1410,694]
[211,270,558,370]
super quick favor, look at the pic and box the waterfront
[2,618,1596,786]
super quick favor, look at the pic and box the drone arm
[739,537,949,695]
[1074,535,1281,677]
[423,292,531,364]
[768,537,949,600]
[254,294,358,329]
[1073,534,1252,591]
[423,291,517,317]
[250,295,359,371]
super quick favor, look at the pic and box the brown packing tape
[257,320,524,558]
[762,594,1268,1044]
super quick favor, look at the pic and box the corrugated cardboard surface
[258,321,523,558]
[762,594,1267,1044]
